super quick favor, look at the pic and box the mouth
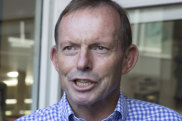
[75,80,92,86]
[72,79,96,91]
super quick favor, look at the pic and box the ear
[121,44,138,74]
[50,45,59,72]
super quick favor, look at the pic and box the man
[17,0,182,120]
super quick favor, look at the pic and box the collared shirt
[17,92,182,121]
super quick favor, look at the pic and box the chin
[70,93,97,106]
[75,97,93,105]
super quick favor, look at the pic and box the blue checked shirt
[17,92,182,121]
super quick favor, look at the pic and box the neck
[68,89,120,121]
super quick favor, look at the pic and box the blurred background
[0,0,182,120]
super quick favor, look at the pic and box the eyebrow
[59,37,116,47]
[59,40,76,46]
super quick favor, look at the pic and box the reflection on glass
[122,4,182,114]
[0,0,37,120]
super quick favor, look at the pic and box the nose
[77,47,92,71]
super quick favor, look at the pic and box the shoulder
[16,101,67,121]
[125,97,182,120]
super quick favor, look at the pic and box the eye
[92,45,109,54]
[62,45,79,55]
[97,46,105,50]
[63,46,73,50]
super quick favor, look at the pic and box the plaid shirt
[17,92,182,121]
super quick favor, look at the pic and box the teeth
[76,80,91,86]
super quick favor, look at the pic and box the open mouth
[75,80,92,86]
[73,79,96,91]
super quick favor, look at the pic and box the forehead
[57,6,121,46]
[59,5,120,32]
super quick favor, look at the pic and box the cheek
[94,57,122,96]
[58,56,73,91]
[94,56,122,77]
[95,56,123,89]
[58,55,75,75]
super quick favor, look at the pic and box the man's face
[52,6,127,105]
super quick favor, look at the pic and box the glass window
[0,0,41,120]
[122,4,182,114]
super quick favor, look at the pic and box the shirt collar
[59,92,128,121]
[114,92,128,120]
[58,92,74,120]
